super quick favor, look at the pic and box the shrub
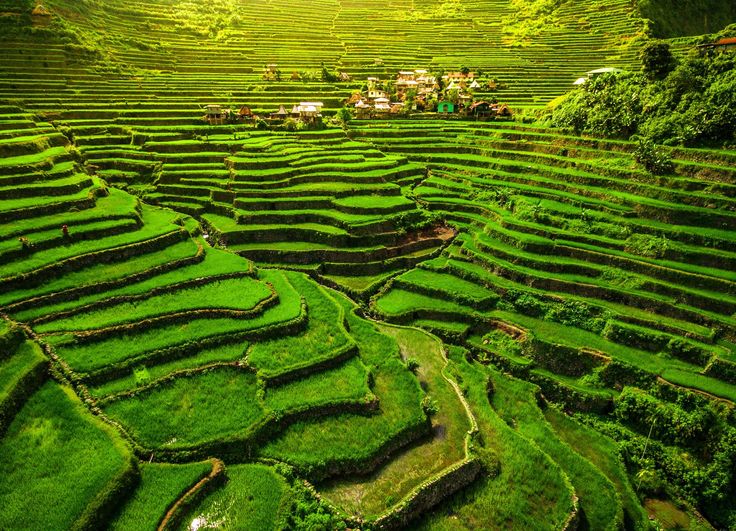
[405,358,420,373]
[421,395,439,416]
[633,136,674,175]
[550,49,736,146]
[624,233,670,258]
[133,366,151,387]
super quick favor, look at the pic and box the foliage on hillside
[549,45,736,146]
[638,0,736,37]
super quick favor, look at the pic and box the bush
[405,358,420,373]
[624,233,670,258]
[633,136,674,175]
[421,395,439,416]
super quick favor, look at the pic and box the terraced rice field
[1,0,735,529]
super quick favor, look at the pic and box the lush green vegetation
[177,464,290,531]
[638,0,736,37]
[110,461,213,530]
[0,0,735,528]
[0,382,135,530]
[549,44,736,145]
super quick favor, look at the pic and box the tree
[640,40,676,81]
[335,107,352,126]
[320,63,337,83]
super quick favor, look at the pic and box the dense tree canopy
[549,46,736,146]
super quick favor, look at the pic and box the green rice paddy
[0,0,734,529]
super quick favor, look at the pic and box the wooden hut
[296,102,324,123]
[469,101,492,120]
[203,104,225,125]
[270,105,289,120]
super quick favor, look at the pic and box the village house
[367,88,390,100]
[355,100,372,119]
[469,101,492,119]
[395,69,437,98]
[373,97,392,116]
[437,101,455,114]
[238,105,254,121]
[444,71,476,85]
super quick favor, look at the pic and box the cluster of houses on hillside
[349,69,511,120]
[201,67,513,126]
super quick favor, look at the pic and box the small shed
[339,72,351,82]
[437,101,455,114]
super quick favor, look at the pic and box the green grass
[247,272,352,377]
[416,347,574,530]
[0,238,200,308]
[0,382,134,530]
[110,461,212,531]
[88,342,248,398]
[48,269,301,373]
[544,408,649,530]
[13,243,253,322]
[34,276,272,333]
[0,340,46,405]
[264,356,371,412]
[176,464,289,531]
[259,293,427,478]
[488,370,622,530]
[396,267,498,305]
[102,367,265,448]
[375,288,483,317]
[319,323,471,519]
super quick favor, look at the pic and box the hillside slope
[639,0,736,37]
[1,1,735,530]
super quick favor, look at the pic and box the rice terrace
[1,0,736,529]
